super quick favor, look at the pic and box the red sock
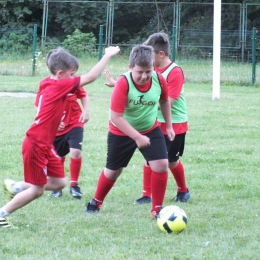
[170,161,188,192]
[142,164,152,197]
[70,157,82,186]
[151,171,168,212]
[94,170,116,206]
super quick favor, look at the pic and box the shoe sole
[0,217,13,228]
[71,195,82,199]
[3,180,15,202]
[134,200,152,205]
[85,210,99,214]
[49,194,62,198]
[133,197,152,205]
[175,197,190,203]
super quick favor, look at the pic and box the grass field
[0,54,259,86]
[0,63,260,259]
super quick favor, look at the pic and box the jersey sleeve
[158,73,168,100]
[75,87,87,99]
[167,67,184,99]
[110,76,128,113]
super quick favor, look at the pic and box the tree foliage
[1,0,260,54]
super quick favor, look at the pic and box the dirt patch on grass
[0,92,36,98]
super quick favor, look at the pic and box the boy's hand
[134,134,151,149]
[105,46,120,57]
[79,112,89,124]
[57,122,65,131]
[166,127,175,141]
[104,70,116,87]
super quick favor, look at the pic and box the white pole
[212,0,221,99]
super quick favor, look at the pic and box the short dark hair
[129,44,154,68]
[144,32,170,56]
[46,47,79,75]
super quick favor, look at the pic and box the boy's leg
[134,163,152,205]
[49,156,65,198]
[149,159,168,218]
[85,168,121,213]
[67,127,84,199]
[141,127,168,217]
[46,148,67,193]
[85,132,136,214]
[4,180,30,202]
[45,177,66,191]
[69,150,82,199]
[166,134,190,202]
[0,184,45,217]
[51,133,70,197]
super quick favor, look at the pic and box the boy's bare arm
[79,46,120,87]
[159,99,175,141]
[104,70,117,87]
[110,110,150,148]
[79,96,89,123]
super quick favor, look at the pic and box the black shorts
[165,132,186,163]
[106,126,168,170]
[53,127,84,157]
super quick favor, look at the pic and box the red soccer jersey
[56,88,87,136]
[156,65,188,135]
[27,76,80,146]
[155,65,184,99]
[109,72,168,135]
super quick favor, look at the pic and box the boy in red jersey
[85,44,175,218]
[0,46,120,228]
[35,85,89,199]
[134,32,190,205]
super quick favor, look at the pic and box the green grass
[0,72,260,259]
[0,55,259,86]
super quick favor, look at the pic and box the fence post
[107,0,114,47]
[252,27,257,86]
[32,24,37,76]
[41,0,48,51]
[98,25,104,61]
[172,26,177,61]
[241,2,246,62]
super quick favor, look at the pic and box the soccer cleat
[174,189,190,203]
[70,184,82,199]
[3,179,16,201]
[49,190,63,198]
[151,207,163,219]
[134,196,152,205]
[85,199,101,214]
[0,217,12,228]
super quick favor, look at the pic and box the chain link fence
[1,1,260,85]
[42,1,260,60]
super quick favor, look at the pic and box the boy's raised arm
[79,46,120,87]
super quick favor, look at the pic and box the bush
[63,29,97,56]
[0,29,32,55]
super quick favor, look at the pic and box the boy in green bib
[85,44,174,218]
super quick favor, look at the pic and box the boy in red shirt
[35,85,89,199]
[85,44,175,218]
[134,33,190,205]
[0,46,120,228]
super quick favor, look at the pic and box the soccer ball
[157,205,187,233]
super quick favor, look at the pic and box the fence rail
[41,1,260,62]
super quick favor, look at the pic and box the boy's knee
[31,187,45,198]
[58,178,66,189]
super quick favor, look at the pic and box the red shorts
[22,136,65,186]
